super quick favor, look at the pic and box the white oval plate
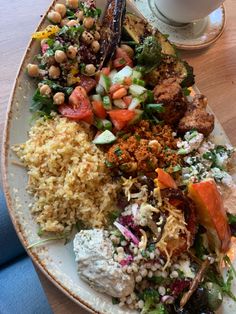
[2,1,236,313]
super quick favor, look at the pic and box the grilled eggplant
[123,13,195,88]
[99,0,126,69]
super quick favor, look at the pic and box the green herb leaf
[182,87,191,96]
[228,213,236,225]
[30,88,57,116]
[104,160,114,168]
[112,297,119,305]
[114,147,123,157]
[146,104,165,113]
[135,36,162,70]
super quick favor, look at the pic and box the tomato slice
[123,96,132,106]
[101,67,110,76]
[92,100,107,119]
[58,86,93,124]
[108,109,135,130]
[77,75,96,93]
[113,47,133,69]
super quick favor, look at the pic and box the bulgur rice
[13,115,120,233]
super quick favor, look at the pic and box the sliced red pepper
[108,109,135,131]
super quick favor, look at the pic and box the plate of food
[2,0,236,313]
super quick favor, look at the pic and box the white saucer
[132,0,226,50]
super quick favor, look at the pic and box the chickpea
[91,40,100,53]
[40,84,51,96]
[53,92,65,105]
[66,0,79,9]
[81,31,94,45]
[120,44,134,59]
[76,10,84,21]
[83,17,95,29]
[66,19,78,27]
[47,10,62,24]
[85,64,96,76]
[60,18,69,27]
[93,30,101,40]
[27,64,39,77]
[49,65,61,79]
[54,50,67,63]
[54,3,67,18]
[67,45,78,59]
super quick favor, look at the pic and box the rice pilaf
[13,115,120,233]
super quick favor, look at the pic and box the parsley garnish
[114,147,123,157]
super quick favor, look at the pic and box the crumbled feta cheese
[177,131,204,154]
[177,259,195,279]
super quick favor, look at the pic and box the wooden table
[0,0,235,313]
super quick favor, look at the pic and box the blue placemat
[0,189,52,314]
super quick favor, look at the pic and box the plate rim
[1,0,98,312]
[0,1,232,314]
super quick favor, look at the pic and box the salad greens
[135,36,162,73]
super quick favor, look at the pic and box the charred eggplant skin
[99,0,126,68]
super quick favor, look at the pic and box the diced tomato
[108,109,135,130]
[123,96,132,106]
[77,75,96,93]
[124,77,132,86]
[101,67,110,76]
[113,58,126,69]
[92,100,107,119]
[41,43,49,54]
[155,168,177,190]
[58,86,93,124]
[113,47,133,69]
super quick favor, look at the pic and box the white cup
[155,0,225,24]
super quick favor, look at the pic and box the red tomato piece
[101,67,110,76]
[114,47,133,68]
[108,109,135,130]
[58,86,93,124]
[41,43,49,54]
[123,96,132,106]
[92,100,107,119]
[77,75,97,93]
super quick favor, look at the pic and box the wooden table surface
[0,0,235,313]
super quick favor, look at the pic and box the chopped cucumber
[95,118,112,131]
[128,98,140,110]
[132,78,145,87]
[129,84,147,97]
[92,130,117,145]
[132,70,142,80]
[99,74,111,93]
[128,109,143,125]
[109,69,118,80]
[91,94,102,102]
[102,96,112,110]
[114,99,127,109]
[96,84,105,96]
[111,66,133,84]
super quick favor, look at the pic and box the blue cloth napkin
[0,189,52,314]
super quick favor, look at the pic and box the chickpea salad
[18,0,236,313]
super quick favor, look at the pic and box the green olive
[204,282,223,311]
